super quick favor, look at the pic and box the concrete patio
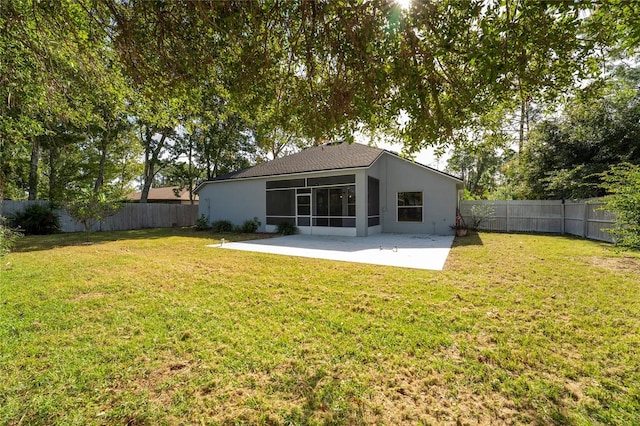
[208,233,455,270]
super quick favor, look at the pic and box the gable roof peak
[209,142,384,182]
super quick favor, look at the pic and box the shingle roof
[214,142,384,181]
[127,186,197,201]
[195,142,462,194]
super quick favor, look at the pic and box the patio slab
[208,233,454,270]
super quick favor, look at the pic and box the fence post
[506,201,510,232]
[561,201,565,235]
[583,202,589,238]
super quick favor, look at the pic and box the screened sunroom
[265,174,380,236]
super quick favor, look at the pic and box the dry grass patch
[586,255,640,273]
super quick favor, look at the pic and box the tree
[512,66,640,199]
[66,189,123,234]
[600,163,640,249]
[446,108,516,199]
[96,1,610,151]
[1,0,136,201]
[195,113,255,180]
[252,107,310,161]
[1,1,59,199]
[3,0,640,205]
[133,93,187,203]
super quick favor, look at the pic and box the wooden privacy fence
[1,200,199,233]
[459,200,616,243]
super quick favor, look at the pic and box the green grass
[1,228,639,425]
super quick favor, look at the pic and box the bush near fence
[460,200,615,243]
[1,201,199,233]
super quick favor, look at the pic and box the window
[266,189,295,225]
[314,188,329,216]
[307,174,355,187]
[397,191,423,222]
[266,179,305,189]
[368,177,380,226]
[311,185,355,227]
[297,194,311,227]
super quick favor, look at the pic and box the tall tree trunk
[188,136,194,205]
[94,134,109,193]
[212,145,220,178]
[518,85,528,154]
[140,135,154,204]
[205,139,213,180]
[140,128,167,203]
[0,167,5,201]
[471,160,487,196]
[48,143,58,202]
[28,137,39,200]
[0,142,6,201]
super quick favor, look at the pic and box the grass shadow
[12,227,268,253]
[452,231,484,247]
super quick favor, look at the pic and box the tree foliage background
[1,0,639,203]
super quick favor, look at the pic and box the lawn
[1,229,639,425]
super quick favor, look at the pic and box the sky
[373,141,449,171]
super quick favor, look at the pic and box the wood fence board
[1,201,198,232]
[460,199,615,243]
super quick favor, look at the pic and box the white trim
[268,225,357,237]
[367,225,382,235]
[299,226,357,237]
[376,151,463,183]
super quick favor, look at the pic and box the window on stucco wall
[397,191,423,222]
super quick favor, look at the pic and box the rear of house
[195,143,463,236]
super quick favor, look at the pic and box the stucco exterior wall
[370,154,459,235]
[198,179,267,232]
[354,170,368,237]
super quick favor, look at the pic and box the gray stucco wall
[198,179,267,232]
[369,154,459,235]
[354,170,368,237]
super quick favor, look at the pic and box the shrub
[211,219,234,233]
[275,221,298,235]
[66,189,123,233]
[195,214,211,231]
[468,204,496,231]
[600,163,640,249]
[10,203,61,235]
[239,217,261,233]
[0,216,22,257]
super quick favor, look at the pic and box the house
[127,186,198,205]
[194,142,463,236]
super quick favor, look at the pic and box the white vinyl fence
[1,200,199,233]
[460,200,616,243]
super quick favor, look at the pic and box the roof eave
[194,166,371,192]
[380,150,463,183]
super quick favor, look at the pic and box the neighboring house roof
[127,186,197,202]
[195,142,462,192]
